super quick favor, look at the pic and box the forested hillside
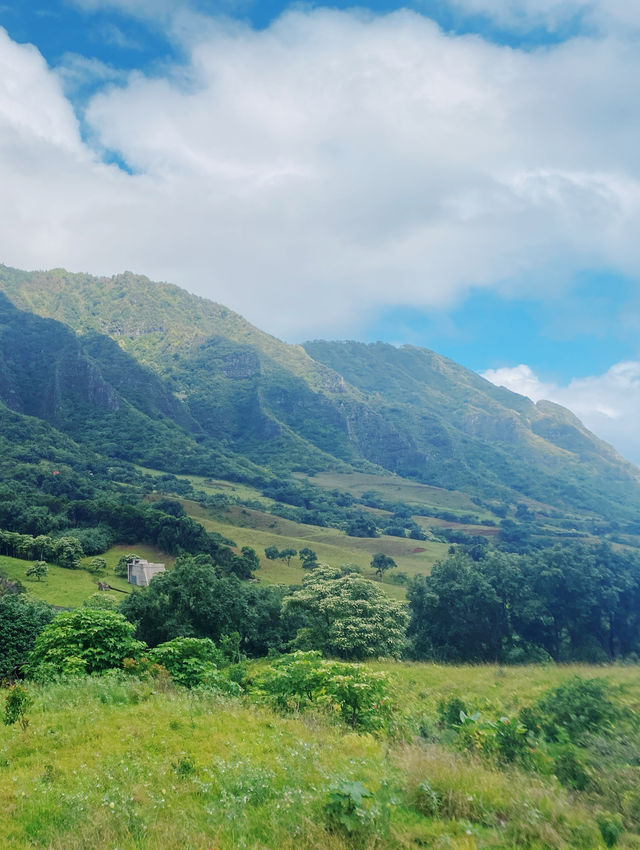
[1,263,639,523]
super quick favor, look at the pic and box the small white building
[127,557,165,587]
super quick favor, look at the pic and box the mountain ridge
[0,263,638,523]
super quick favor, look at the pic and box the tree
[52,536,84,570]
[27,608,146,679]
[26,561,48,582]
[299,547,318,569]
[0,594,54,679]
[278,548,297,566]
[345,515,378,538]
[264,546,280,561]
[283,567,408,660]
[88,556,107,576]
[370,553,397,577]
[114,552,139,578]
[227,546,260,579]
[119,554,292,655]
[407,553,506,662]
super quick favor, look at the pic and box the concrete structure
[127,557,165,587]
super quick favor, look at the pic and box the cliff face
[1,265,639,520]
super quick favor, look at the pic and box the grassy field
[299,471,491,515]
[190,504,450,596]
[136,465,271,505]
[0,545,173,609]
[2,663,638,849]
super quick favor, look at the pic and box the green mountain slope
[0,263,638,522]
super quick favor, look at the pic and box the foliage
[147,637,240,693]
[324,781,383,842]
[255,651,395,730]
[26,560,48,581]
[0,593,54,679]
[408,544,640,663]
[370,552,397,577]
[88,556,107,576]
[27,608,146,680]
[3,683,31,728]
[114,552,138,577]
[533,676,620,742]
[119,555,293,655]
[456,711,534,766]
[283,567,408,660]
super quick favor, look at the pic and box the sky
[2,0,640,461]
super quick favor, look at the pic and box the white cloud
[483,362,640,463]
[1,12,640,339]
[446,0,640,36]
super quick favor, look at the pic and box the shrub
[438,695,468,728]
[535,677,619,742]
[456,711,533,766]
[597,814,623,848]
[413,779,440,817]
[148,637,228,689]
[3,683,31,729]
[256,651,395,730]
[553,745,591,790]
[0,593,54,680]
[27,608,146,680]
[324,781,383,842]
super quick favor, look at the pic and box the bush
[535,677,619,742]
[438,695,468,728]
[413,779,440,817]
[3,683,31,728]
[456,711,534,766]
[0,593,54,679]
[324,781,383,843]
[553,745,591,790]
[27,608,146,680]
[255,651,395,730]
[598,813,623,847]
[147,637,231,690]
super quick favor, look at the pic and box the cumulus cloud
[483,362,640,464]
[1,10,640,339]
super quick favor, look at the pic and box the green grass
[0,545,174,609]
[299,470,487,513]
[190,504,450,597]
[1,665,635,849]
[137,465,271,505]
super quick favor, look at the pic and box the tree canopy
[283,567,408,660]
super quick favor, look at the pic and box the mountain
[0,263,638,523]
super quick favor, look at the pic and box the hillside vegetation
[2,264,640,525]
[3,663,640,849]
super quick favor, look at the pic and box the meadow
[2,662,639,850]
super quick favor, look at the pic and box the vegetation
[3,663,640,848]
[283,566,408,659]
[5,264,640,846]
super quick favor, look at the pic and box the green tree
[0,594,54,679]
[88,556,107,576]
[264,546,280,561]
[299,547,318,569]
[119,554,292,655]
[283,567,408,660]
[370,553,397,577]
[52,536,84,570]
[114,552,139,578]
[26,560,48,582]
[27,608,146,679]
[279,547,297,566]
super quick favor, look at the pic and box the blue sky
[2,0,640,459]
